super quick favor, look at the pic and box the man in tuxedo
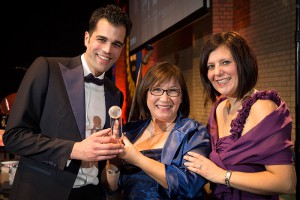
[3,4,132,200]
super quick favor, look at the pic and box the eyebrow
[96,35,124,45]
[208,58,231,63]
[153,85,180,88]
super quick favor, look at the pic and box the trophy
[108,106,122,138]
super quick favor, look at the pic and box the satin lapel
[60,63,85,139]
[103,80,121,129]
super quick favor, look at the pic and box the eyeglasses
[149,88,181,97]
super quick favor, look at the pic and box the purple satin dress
[208,90,294,200]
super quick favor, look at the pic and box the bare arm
[101,121,124,191]
[184,152,296,195]
[119,136,168,188]
[101,159,121,192]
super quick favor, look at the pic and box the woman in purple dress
[184,31,296,200]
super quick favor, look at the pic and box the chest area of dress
[216,104,239,138]
[216,104,256,138]
[133,129,170,151]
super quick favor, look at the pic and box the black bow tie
[84,73,105,86]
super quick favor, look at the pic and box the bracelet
[107,167,120,175]
[107,169,120,175]
[225,170,232,188]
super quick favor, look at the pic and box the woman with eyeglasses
[102,61,211,199]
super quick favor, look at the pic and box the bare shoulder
[250,99,278,122]
[216,100,227,112]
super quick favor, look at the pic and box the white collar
[81,54,105,79]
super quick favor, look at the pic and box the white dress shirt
[72,54,106,188]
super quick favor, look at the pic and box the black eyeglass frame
[149,88,181,97]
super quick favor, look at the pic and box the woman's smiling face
[147,79,182,123]
[207,45,239,98]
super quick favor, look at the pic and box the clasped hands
[71,120,141,164]
[70,125,124,162]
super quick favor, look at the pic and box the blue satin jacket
[122,115,211,199]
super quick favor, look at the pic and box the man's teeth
[98,54,109,60]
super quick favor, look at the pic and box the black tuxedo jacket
[3,55,123,200]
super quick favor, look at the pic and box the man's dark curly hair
[88,4,132,42]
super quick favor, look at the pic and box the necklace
[146,130,163,142]
[146,120,174,142]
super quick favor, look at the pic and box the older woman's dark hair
[199,31,258,106]
[136,62,190,119]
[88,4,132,41]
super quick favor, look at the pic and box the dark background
[0,0,124,100]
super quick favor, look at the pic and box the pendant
[146,131,162,142]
